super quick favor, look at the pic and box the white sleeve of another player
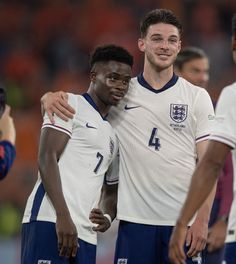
[209,86,236,149]
[194,88,215,142]
[42,93,77,137]
[105,149,119,185]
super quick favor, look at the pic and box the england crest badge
[170,104,188,123]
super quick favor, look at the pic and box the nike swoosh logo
[86,123,97,129]
[124,105,141,110]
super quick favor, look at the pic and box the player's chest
[72,113,116,152]
[117,92,195,133]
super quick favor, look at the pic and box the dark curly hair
[90,44,133,69]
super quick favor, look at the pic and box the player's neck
[87,89,110,118]
[143,64,174,90]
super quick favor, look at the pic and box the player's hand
[56,214,78,258]
[89,208,111,232]
[169,222,187,264]
[186,218,207,257]
[40,91,75,123]
[0,105,16,144]
[207,219,227,252]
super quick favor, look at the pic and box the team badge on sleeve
[109,137,115,156]
[170,104,188,123]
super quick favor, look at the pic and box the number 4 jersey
[22,93,119,245]
[107,73,214,226]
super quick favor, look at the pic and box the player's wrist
[176,218,188,228]
[103,214,112,224]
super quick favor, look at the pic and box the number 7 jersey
[108,73,214,225]
[22,93,119,245]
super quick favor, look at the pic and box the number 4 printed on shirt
[149,128,161,150]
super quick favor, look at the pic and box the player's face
[92,61,132,106]
[138,23,181,71]
[176,58,210,88]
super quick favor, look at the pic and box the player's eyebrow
[150,33,179,39]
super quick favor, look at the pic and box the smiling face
[138,23,181,71]
[91,60,132,106]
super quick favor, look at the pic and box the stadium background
[0,0,235,263]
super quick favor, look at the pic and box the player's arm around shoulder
[40,91,76,123]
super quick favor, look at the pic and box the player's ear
[138,38,145,52]
[90,71,96,82]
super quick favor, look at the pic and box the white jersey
[208,83,236,243]
[23,93,119,245]
[108,74,214,225]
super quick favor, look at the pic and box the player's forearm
[196,182,216,224]
[218,154,234,216]
[99,184,118,221]
[178,159,220,226]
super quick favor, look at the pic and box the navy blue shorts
[224,242,236,264]
[21,221,96,264]
[114,220,205,264]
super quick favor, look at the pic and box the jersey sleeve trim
[105,178,119,185]
[42,123,72,137]
[196,134,209,143]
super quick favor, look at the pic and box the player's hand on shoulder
[40,91,75,123]
[89,208,111,232]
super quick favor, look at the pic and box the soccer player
[21,44,133,264]
[174,47,234,264]
[0,104,16,180]
[169,13,236,264]
[41,9,215,263]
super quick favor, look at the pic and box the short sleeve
[104,148,119,185]
[42,93,77,137]
[209,85,236,149]
[194,88,215,142]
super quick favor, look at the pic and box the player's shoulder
[177,76,203,90]
[67,92,82,102]
[217,81,236,108]
[129,76,138,89]
[67,93,88,112]
[177,76,209,97]
[220,82,236,97]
